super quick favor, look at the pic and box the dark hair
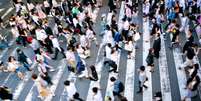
[8,56,15,62]
[90,65,96,71]
[110,77,116,82]
[32,74,38,80]
[64,80,70,86]
[140,66,145,71]
[92,87,98,93]
[16,48,21,53]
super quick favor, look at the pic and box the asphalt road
[0,0,201,101]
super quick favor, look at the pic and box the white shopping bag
[26,58,32,65]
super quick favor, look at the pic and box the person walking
[153,33,161,59]
[31,74,54,100]
[64,80,77,100]
[49,35,66,60]
[137,66,148,93]
[0,86,13,100]
[110,77,124,96]
[92,87,103,101]
[16,48,32,71]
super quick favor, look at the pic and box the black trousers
[138,81,148,92]
[53,47,66,59]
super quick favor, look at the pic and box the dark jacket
[153,37,161,52]
[17,52,27,63]
[186,47,195,60]
[0,86,13,100]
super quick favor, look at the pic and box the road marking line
[0,8,5,13]
[118,1,125,32]
[2,48,17,86]
[104,52,121,101]
[142,19,153,101]
[124,49,136,101]
[2,7,14,19]
[44,59,67,101]
[0,39,15,59]
[13,62,37,100]
[25,59,65,100]
[159,36,172,101]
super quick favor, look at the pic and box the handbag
[26,58,32,65]
[134,32,140,41]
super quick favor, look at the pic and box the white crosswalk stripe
[159,36,172,101]
[1,1,201,101]
[142,19,153,101]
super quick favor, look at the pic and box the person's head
[73,92,80,99]
[90,65,96,71]
[110,77,116,82]
[0,61,3,66]
[92,87,98,94]
[194,63,199,70]
[140,66,145,71]
[107,43,112,48]
[149,48,154,54]
[8,56,15,62]
[16,48,22,54]
[31,74,38,80]
[64,80,70,86]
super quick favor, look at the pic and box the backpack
[114,80,124,93]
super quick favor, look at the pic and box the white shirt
[80,35,88,47]
[38,62,48,74]
[65,51,75,62]
[86,29,95,39]
[107,12,113,25]
[35,29,47,41]
[73,18,79,27]
[104,30,114,45]
[65,82,77,99]
[93,90,103,101]
[29,39,40,50]
[139,71,146,83]
[105,45,111,59]
[123,20,130,30]
[51,38,61,51]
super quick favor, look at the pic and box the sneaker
[137,91,142,94]
[50,69,55,72]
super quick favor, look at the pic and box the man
[137,66,148,93]
[110,77,124,96]
[64,80,77,100]
[92,87,103,101]
[153,33,161,59]
[108,0,116,12]
[50,35,66,60]
[16,49,32,71]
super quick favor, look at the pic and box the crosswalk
[0,1,201,101]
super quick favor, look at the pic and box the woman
[137,66,148,93]
[7,56,24,79]
[87,65,98,81]
[37,58,54,85]
[146,48,154,72]
[31,74,54,100]
[36,48,52,65]
[125,37,133,59]
[36,2,47,19]
[66,46,77,73]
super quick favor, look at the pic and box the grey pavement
[0,0,201,101]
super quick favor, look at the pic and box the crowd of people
[0,0,200,101]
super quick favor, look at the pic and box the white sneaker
[50,69,55,72]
